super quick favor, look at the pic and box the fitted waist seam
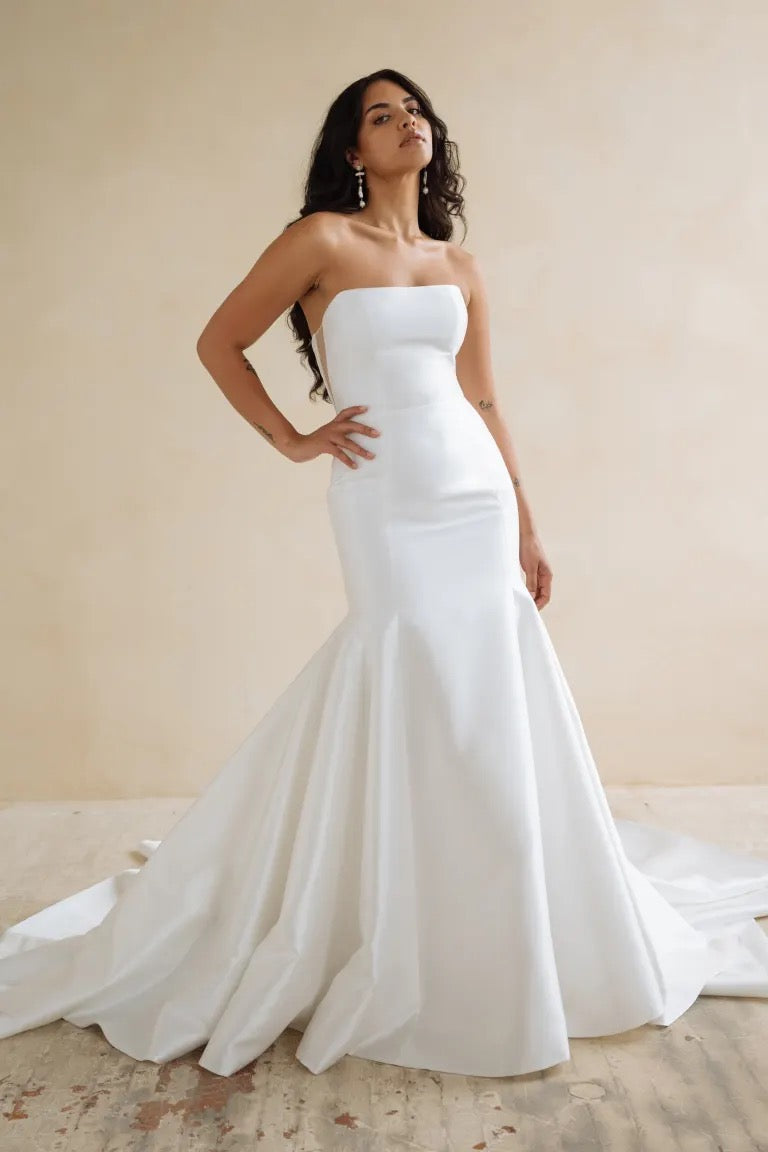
[336,390,468,416]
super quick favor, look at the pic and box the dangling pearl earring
[355,165,366,208]
[421,166,428,195]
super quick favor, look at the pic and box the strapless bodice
[306,282,510,497]
[309,283,468,412]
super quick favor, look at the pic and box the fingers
[329,405,380,469]
[338,405,370,418]
[336,406,380,437]
[329,435,376,465]
[335,415,380,439]
[523,559,553,610]
[533,565,553,610]
[345,421,381,438]
[331,446,359,468]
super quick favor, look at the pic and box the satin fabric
[1,284,766,1078]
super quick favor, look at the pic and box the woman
[1,68,767,1080]
[195,70,551,612]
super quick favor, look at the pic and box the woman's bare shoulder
[443,236,476,261]
[435,237,479,284]
[291,210,352,243]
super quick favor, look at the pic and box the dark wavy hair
[283,68,468,403]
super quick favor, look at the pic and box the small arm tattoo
[241,355,276,445]
[478,398,494,410]
[511,475,521,489]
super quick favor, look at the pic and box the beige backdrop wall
[2,1,765,799]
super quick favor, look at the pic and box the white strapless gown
[1,284,767,1078]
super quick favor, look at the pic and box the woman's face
[347,79,432,175]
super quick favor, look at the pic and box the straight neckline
[308,283,467,342]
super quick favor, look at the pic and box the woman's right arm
[195,214,378,468]
[196,213,330,457]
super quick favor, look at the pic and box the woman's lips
[401,136,425,146]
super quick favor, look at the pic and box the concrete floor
[1,786,767,1151]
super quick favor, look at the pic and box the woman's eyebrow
[363,96,417,116]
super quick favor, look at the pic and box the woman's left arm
[455,253,553,610]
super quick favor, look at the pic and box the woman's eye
[374,106,422,124]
